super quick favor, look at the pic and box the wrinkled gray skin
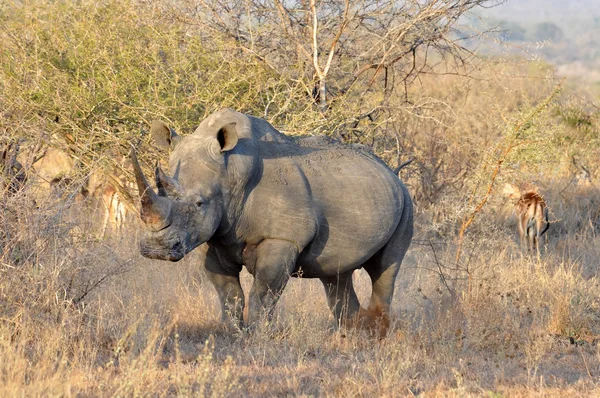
[132,108,413,330]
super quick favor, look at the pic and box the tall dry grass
[3,168,600,396]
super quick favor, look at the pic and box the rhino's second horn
[130,147,172,231]
[155,163,182,198]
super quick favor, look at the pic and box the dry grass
[2,177,600,397]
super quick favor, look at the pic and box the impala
[504,183,550,255]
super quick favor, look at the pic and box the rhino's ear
[217,123,238,152]
[151,120,181,150]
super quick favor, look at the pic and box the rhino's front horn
[130,147,172,231]
[155,163,183,198]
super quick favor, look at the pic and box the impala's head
[502,183,522,201]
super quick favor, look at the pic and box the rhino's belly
[295,241,386,278]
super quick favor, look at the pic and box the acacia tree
[181,0,498,112]
[174,0,501,196]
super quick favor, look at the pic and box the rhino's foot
[352,305,390,339]
[221,314,247,335]
[235,323,252,336]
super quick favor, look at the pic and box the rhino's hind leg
[320,271,361,329]
[204,246,245,329]
[362,192,413,337]
[248,239,298,325]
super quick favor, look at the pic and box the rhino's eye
[195,200,203,208]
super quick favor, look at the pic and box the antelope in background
[24,144,135,238]
[80,158,136,238]
[504,183,550,255]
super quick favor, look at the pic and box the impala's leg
[538,206,547,256]
[536,203,543,257]
[116,198,125,231]
[534,220,541,257]
[203,244,245,329]
[247,239,298,325]
[100,197,111,239]
[517,215,526,252]
[320,271,361,328]
[529,223,538,255]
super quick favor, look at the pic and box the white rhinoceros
[131,108,413,333]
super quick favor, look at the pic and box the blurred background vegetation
[478,0,600,84]
[2,0,599,216]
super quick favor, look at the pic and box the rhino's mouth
[140,239,185,262]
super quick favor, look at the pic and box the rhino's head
[132,119,239,261]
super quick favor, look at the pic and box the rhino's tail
[392,158,414,175]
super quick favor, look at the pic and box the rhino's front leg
[248,239,298,325]
[204,245,245,329]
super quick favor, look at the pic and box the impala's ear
[151,120,181,150]
[502,183,521,200]
[216,123,238,152]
